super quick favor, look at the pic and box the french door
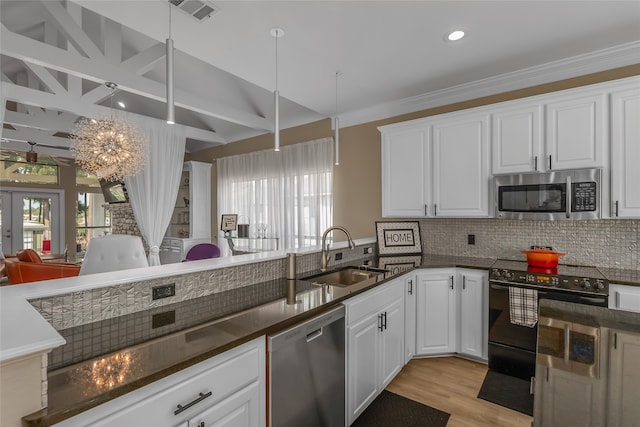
[0,189,64,255]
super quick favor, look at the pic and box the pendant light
[271,28,284,151]
[334,71,341,166]
[26,141,38,163]
[166,3,175,124]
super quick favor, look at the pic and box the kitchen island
[1,243,637,426]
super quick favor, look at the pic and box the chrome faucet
[320,226,356,271]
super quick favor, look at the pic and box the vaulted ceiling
[1,1,639,160]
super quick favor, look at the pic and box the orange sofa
[4,249,80,284]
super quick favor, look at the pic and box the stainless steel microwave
[494,168,601,220]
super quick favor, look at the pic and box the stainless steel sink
[303,266,387,287]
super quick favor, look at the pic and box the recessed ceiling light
[117,101,126,109]
[446,30,465,41]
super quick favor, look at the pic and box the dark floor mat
[478,370,534,416]
[351,390,450,427]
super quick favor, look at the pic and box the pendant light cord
[169,3,172,39]
[275,30,279,91]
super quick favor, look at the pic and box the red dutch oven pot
[521,249,566,268]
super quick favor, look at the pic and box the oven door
[488,283,538,379]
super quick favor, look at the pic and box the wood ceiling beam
[1,25,273,132]
[2,82,226,144]
[3,110,76,132]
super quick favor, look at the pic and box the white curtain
[125,115,186,265]
[217,137,333,251]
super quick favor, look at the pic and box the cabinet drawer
[346,280,403,325]
[56,337,265,426]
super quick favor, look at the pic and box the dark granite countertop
[598,267,640,287]
[23,254,636,425]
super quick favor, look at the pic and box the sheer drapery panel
[124,115,186,265]
[217,137,333,251]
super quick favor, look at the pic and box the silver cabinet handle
[382,311,387,331]
[566,176,572,219]
[408,279,413,295]
[174,391,213,415]
[378,314,384,332]
[548,155,552,170]
[534,156,538,171]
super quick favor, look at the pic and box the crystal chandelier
[70,82,147,182]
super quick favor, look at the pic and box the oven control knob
[595,280,605,290]
[581,278,591,289]
[502,270,513,280]
[492,269,501,279]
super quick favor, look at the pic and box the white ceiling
[1,0,639,157]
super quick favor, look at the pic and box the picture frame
[375,221,422,255]
[220,214,238,232]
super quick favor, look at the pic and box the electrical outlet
[334,252,343,260]
[467,234,476,245]
[152,283,175,300]
[363,247,372,254]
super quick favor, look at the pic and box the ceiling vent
[169,0,220,22]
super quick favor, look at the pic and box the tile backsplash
[420,218,639,270]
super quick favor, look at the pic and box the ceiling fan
[1,138,72,165]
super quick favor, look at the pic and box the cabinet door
[432,113,490,217]
[347,313,381,425]
[611,87,640,218]
[415,270,456,355]
[607,330,640,427]
[609,284,640,313]
[458,270,487,360]
[379,296,405,389]
[187,381,262,427]
[545,92,607,170]
[380,126,431,217]
[404,275,416,363]
[492,103,543,174]
[536,366,606,427]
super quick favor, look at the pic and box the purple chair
[183,243,221,261]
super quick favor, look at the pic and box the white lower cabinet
[607,329,640,427]
[534,365,606,427]
[404,274,416,363]
[346,278,405,425]
[54,337,266,427]
[609,284,640,313]
[415,268,487,360]
[458,269,488,360]
[415,269,457,355]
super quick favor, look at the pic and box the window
[76,192,111,255]
[217,138,333,251]
[0,149,59,185]
[76,168,110,255]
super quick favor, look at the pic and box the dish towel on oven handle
[509,287,538,327]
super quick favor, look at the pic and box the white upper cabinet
[432,112,490,217]
[379,110,490,218]
[610,86,640,218]
[544,90,607,171]
[492,103,543,174]
[380,124,430,217]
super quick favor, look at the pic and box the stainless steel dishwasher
[268,304,345,427]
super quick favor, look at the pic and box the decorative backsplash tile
[30,242,377,331]
[420,218,639,270]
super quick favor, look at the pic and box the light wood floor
[386,356,533,427]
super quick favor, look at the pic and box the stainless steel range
[490,260,609,299]
[484,260,609,415]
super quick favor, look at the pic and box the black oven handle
[578,296,607,305]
